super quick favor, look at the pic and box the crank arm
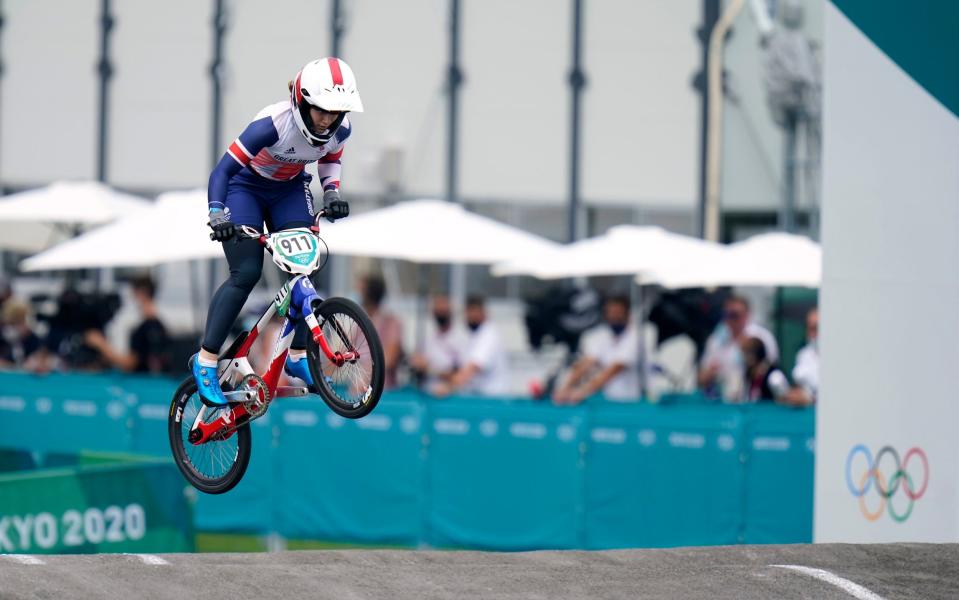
[223,389,257,403]
[275,386,309,398]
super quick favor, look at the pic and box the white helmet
[290,57,364,146]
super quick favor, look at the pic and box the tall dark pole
[96,0,114,183]
[567,0,586,242]
[446,0,463,296]
[446,0,461,207]
[210,0,227,170]
[696,0,720,238]
[331,0,345,57]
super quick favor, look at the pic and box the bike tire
[168,377,252,494]
[307,296,386,419]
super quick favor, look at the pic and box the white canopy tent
[648,232,822,289]
[491,225,726,282]
[0,181,149,253]
[320,199,560,264]
[20,189,218,271]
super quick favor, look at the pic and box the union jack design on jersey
[207,101,350,211]
[226,101,349,187]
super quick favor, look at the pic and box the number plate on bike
[270,228,321,274]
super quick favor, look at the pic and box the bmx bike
[168,221,385,494]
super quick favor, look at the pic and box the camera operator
[83,275,170,374]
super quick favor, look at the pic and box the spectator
[359,274,404,389]
[0,299,44,370]
[83,275,170,373]
[433,295,509,397]
[740,336,790,403]
[698,295,779,401]
[785,306,819,405]
[409,294,466,395]
[553,295,641,404]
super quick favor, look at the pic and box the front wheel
[168,377,251,494]
[307,297,385,419]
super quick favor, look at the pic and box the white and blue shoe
[284,355,315,388]
[190,354,229,408]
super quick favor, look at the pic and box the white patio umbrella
[491,225,726,282]
[650,232,821,289]
[0,181,149,252]
[320,199,560,263]
[20,189,219,271]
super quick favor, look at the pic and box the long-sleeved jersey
[208,101,350,209]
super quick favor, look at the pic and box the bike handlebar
[210,210,327,245]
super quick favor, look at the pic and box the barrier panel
[585,403,745,548]
[273,391,424,544]
[426,397,587,549]
[741,404,815,543]
[0,458,194,553]
[0,372,815,549]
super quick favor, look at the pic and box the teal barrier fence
[0,372,814,549]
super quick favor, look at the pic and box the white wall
[584,0,700,208]
[1,0,700,211]
[815,2,959,542]
[1,0,99,184]
[109,0,209,189]
[459,0,568,204]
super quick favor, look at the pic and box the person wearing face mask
[433,295,510,397]
[409,294,467,395]
[553,295,641,404]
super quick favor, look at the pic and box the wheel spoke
[315,309,377,408]
[179,391,239,480]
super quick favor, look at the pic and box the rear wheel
[307,297,385,419]
[168,377,251,494]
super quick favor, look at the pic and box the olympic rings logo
[845,445,929,523]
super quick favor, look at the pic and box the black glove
[321,189,349,223]
[208,207,235,242]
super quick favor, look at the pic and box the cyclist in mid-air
[192,57,363,407]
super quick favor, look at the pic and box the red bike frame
[188,228,360,445]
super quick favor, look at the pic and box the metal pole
[567,0,586,242]
[704,0,744,242]
[696,0,720,238]
[446,0,461,207]
[446,0,464,299]
[331,0,345,57]
[96,0,114,183]
[780,110,797,232]
[210,0,227,171]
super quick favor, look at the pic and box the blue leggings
[201,171,315,354]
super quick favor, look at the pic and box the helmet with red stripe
[290,57,364,146]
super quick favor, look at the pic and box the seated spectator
[433,295,510,397]
[790,307,819,404]
[698,295,779,401]
[740,336,790,403]
[359,274,403,389]
[409,294,467,395]
[553,295,641,404]
[0,299,44,370]
[83,275,170,373]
